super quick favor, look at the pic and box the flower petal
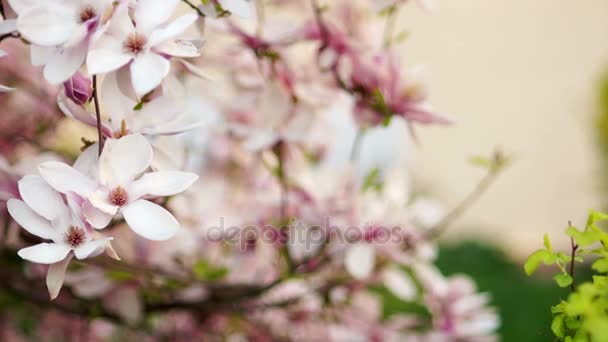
[30,44,56,66]
[134,0,179,34]
[100,134,153,186]
[38,162,97,197]
[218,0,253,18]
[130,52,170,95]
[87,36,132,75]
[0,19,17,35]
[129,171,198,199]
[83,199,114,228]
[18,175,67,221]
[46,254,73,300]
[7,199,61,241]
[148,14,197,47]
[43,42,88,84]
[74,237,112,259]
[17,5,75,46]
[382,266,417,301]
[18,243,71,264]
[122,199,179,241]
[345,244,375,280]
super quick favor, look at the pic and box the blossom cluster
[0,0,499,340]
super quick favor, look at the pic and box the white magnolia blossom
[58,72,204,138]
[87,0,200,95]
[9,0,116,84]
[0,15,16,91]
[7,175,114,299]
[38,134,198,241]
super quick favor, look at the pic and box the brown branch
[91,75,104,156]
[181,0,206,17]
[569,234,578,292]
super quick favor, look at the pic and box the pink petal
[129,171,198,199]
[7,199,61,241]
[122,199,179,241]
[46,254,73,300]
[74,238,112,259]
[18,243,71,264]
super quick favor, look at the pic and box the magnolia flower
[10,0,115,83]
[7,175,114,299]
[63,71,92,105]
[38,134,199,241]
[0,49,14,92]
[57,72,203,138]
[87,0,200,95]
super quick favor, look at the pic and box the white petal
[154,39,201,58]
[0,19,17,35]
[43,42,88,84]
[18,175,68,221]
[100,134,153,186]
[382,266,417,301]
[18,243,71,264]
[134,0,179,34]
[46,254,73,300]
[57,92,100,128]
[30,45,56,66]
[100,71,137,125]
[38,162,97,197]
[122,199,179,241]
[148,14,197,47]
[218,0,253,18]
[0,84,15,92]
[345,244,375,280]
[129,171,197,199]
[83,200,114,228]
[130,52,170,95]
[106,2,134,37]
[17,5,76,46]
[7,199,61,241]
[74,238,112,259]
[86,36,132,74]
[73,143,100,178]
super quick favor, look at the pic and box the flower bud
[63,72,92,105]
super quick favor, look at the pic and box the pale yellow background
[399,0,608,256]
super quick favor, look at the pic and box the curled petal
[74,238,112,260]
[46,254,73,300]
[129,171,198,199]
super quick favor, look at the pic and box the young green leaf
[554,273,573,287]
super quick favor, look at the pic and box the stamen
[64,226,86,248]
[108,186,129,206]
[78,4,97,23]
[123,33,147,55]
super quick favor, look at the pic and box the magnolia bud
[63,72,92,105]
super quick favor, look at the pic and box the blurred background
[356,0,608,340]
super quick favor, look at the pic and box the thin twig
[424,151,509,240]
[181,0,206,17]
[569,234,578,292]
[91,75,104,156]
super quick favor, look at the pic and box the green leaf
[566,226,600,247]
[592,258,608,273]
[469,156,491,169]
[554,273,573,287]
[105,270,135,282]
[193,260,229,281]
[524,249,549,275]
[544,233,553,251]
[551,314,566,338]
[586,210,608,226]
[362,167,383,192]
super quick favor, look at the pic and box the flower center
[78,4,97,23]
[123,33,147,55]
[64,226,86,248]
[108,186,129,206]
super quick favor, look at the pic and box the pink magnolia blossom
[87,0,200,95]
[38,134,198,240]
[7,175,114,299]
[9,0,116,83]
